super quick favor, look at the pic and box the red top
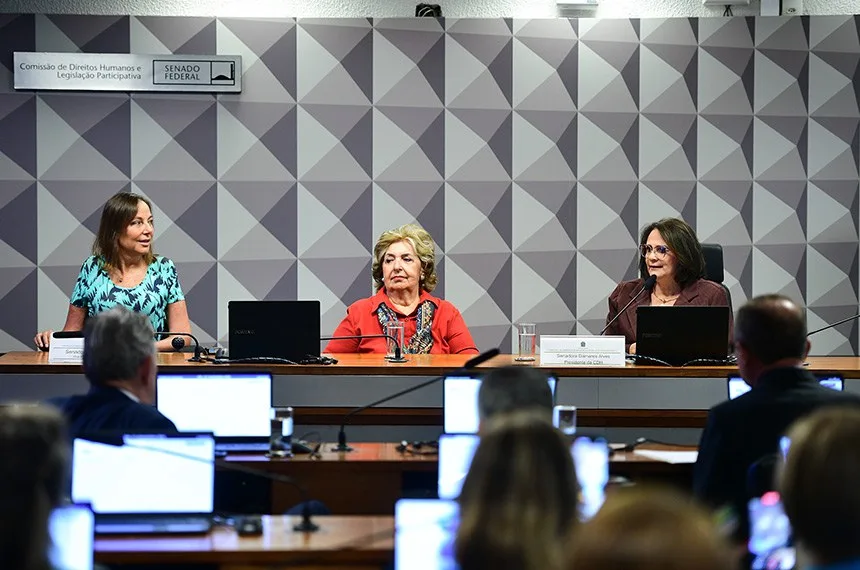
[324,289,479,355]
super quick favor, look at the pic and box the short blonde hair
[779,407,860,563]
[371,223,438,292]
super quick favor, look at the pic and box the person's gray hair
[478,366,554,423]
[82,306,156,386]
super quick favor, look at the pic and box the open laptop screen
[728,374,844,400]
[443,376,557,434]
[71,433,215,515]
[156,372,272,437]
[49,504,94,570]
[395,499,459,570]
[438,434,480,500]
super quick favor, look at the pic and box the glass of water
[515,323,536,361]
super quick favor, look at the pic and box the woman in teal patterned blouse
[34,192,192,352]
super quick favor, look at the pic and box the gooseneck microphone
[807,313,860,337]
[600,275,657,335]
[320,334,407,362]
[332,348,501,453]
[156,331,205,362]
[79,433,319,532]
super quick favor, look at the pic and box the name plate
[48,335,84,364]
[539,335,626,367]
[14,52,242,93]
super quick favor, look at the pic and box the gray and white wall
[1,0,859,355]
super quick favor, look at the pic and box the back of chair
[701,243,725,284]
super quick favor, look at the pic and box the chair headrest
[701,243,725,284]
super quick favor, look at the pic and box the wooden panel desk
[225,442,696,513]
[94,515,394,569]
[2,352,859,431]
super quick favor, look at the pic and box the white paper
[48,336,84,363]
[632,450,699,464]
[539,335,626,366]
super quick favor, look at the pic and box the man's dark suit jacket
[605,277,733,351]
[49,385,176,437]
[693,366,860,538]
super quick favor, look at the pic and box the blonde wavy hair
[371,223,438,293]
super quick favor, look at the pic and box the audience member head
[371,223,438,293]
[779,407,860,565]
[82,305,158,403]
[567,486,735,570]
[477,366,553,429]
[638,217,705,288]
[734,294,808,386]
[455,411,578,570]
[0,404,69,570]
[92,191,156,271]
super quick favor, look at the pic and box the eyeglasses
[639,244,671,258]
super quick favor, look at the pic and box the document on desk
[632,450,698,464]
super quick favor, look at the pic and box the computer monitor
[636,305,730,365]
[728,374,844,400]
[49,504,94,570]
[71,433,215,516]
[437,434,480,500]
[443,375,557,434]
[155,371,272,440]
[394,499,459,570]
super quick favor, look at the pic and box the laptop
[71,432,215,535]
[49,504,94,570]
[228,300,321,362]
[156,371,272,452]
[728,373,844,400]
[636,305,731,366]
[437,434,480,499]
[394,499,460,570]
[443,375,558,434]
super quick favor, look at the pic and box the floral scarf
[376,300,436,354]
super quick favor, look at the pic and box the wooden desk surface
[3,351,860,377]
[224,442,694,514]
[94,515,394,567]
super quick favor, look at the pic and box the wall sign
[14,52,242,93]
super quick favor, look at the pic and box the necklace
[653,292,680,304]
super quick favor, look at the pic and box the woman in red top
[325,224,478,355]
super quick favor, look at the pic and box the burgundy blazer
[604,278,734,352]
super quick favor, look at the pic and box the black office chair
[701,243,733,314]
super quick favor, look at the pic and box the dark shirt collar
[756,365,817,390]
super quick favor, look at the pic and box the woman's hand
[629,342,637,354]
[34,330,54,350]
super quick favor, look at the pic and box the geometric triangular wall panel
[2,14,859,354]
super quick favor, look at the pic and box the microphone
[156,331,205,362]
[600,275,657,335]
[807,313,860,337]
[77,433,319,532]
[320,334,407,363]
[332,348,500,453]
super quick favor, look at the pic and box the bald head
[735,294,807,365]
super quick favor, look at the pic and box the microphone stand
[320,334,407,362]
[807,313,860,336]
[156,331,206,362]
[600,275,657,335]
[79,434,319,532]
[332,348,501,452]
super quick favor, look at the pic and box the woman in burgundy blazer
[604,218,733,353]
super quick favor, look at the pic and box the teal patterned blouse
[70,255,185,333]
